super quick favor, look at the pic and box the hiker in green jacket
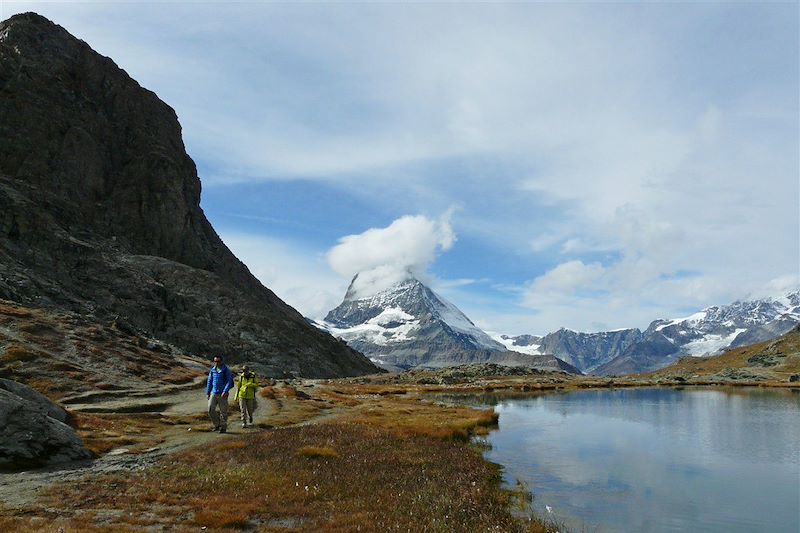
[233,365,259,428]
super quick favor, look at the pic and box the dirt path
[0,380,338,510]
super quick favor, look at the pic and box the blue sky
[5,1,798,334]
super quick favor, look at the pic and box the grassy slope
[646,325,800,380]
[0,380,558,532]
[0,299,207,399]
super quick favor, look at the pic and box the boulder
[0,377,68,422]
[0,381,90,471]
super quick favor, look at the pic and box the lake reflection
[465,388,800,532]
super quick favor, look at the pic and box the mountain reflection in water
[449,388,800,533]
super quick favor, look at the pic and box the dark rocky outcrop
[0,377,68,422]
[0,379,91,470]
[0,13,377,378]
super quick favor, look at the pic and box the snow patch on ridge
[682,328,748,356]
[489,332,543,355]
[655,311,708,331]
[320,306,421,347]
[367,306,415,326]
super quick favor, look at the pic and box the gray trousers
[208,393,229,429]
[239,398,255,424]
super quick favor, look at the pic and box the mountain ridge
[316,273,579,373]
[497,290,800,375]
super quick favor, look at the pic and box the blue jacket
[206,364,233,395]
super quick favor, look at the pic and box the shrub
[193,509,249,529]
[295,446,339,459]
[3,345,38,362]
[18,322,56,335]
[219,441,249,451]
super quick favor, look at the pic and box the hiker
[233,365,259,428]
[206,356,233,433]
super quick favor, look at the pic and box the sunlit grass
[72,412,173,455]
[21,423,557,532]
[295,445,338,458]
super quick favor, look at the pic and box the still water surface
[457,388,800,532]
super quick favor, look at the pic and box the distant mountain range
[315,270,799,376]
[313,273,579,373]
[493,290,800,375]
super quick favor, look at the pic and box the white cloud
[518,201,796,332]
[749,275,800,301]
[326,212,456,298]
[526,261,606,299]
[342,265,414,301]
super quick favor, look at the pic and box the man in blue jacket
[206,356,234,433]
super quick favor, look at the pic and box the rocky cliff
[0,13,377,378]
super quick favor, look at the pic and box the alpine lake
[440,387,800,533]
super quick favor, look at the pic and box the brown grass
[219,441,249,451]
[162,367,201,384]
[193,509,249,529]
[340,396,500,442]
[0,300,212,400]
[0,374,573,532]
[28,423,556,532]
[279,385,300,398]
[295,445,339,458]
[0,303,32,318]
[72,413,172,455]
[17,322,57,336]
[265,398,325,427]
[2,344,39,362]
[24,377,63,397]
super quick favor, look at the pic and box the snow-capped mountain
[645,292,800,353]
[492,328,643,373]
[315,272,579,373]
[499,290,800,375]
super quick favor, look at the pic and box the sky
[4,1,798,335]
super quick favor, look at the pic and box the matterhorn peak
[342,266,419,302]
[317,271,578,373]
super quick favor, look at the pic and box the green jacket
[234,372,259,400]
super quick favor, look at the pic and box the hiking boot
[242,423,247,428]
[212,425,220,432]
[219,427,227,434]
